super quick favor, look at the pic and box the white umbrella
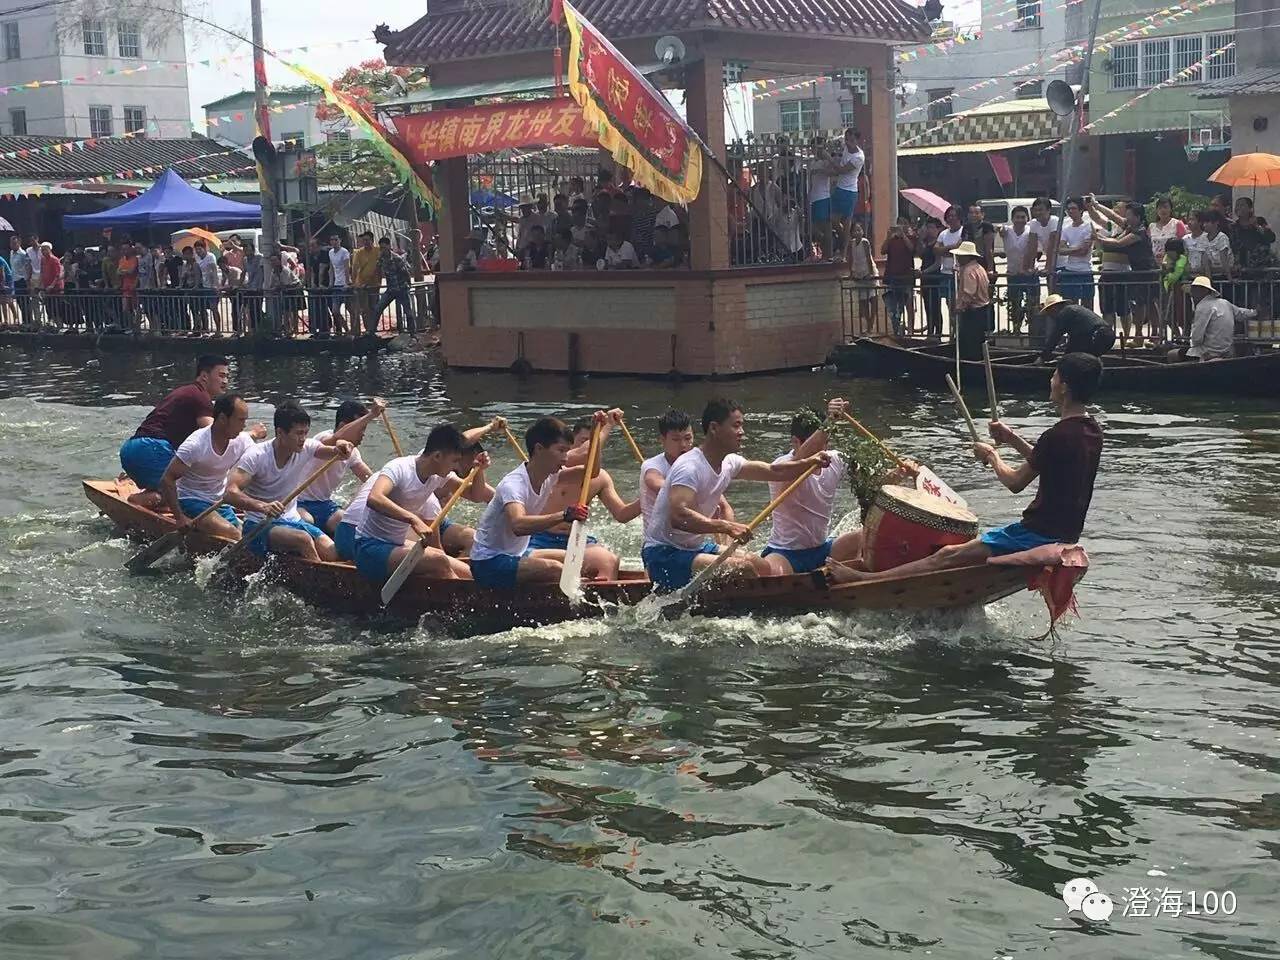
[0,216,14,231]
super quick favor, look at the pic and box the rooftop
[201,86,321,111]
[378,0,930,64]
[0,136,253,180]
[1194,66,1280,97]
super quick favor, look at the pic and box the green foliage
[817,415,895,519]
[1144,186,1215,222]
[316,139,396,191]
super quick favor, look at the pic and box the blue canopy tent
[62,168,262,229]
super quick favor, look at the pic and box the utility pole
[250,0,279,256]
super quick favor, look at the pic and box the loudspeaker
[1045,79,1077,118]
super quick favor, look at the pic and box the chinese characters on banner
[556,0,701,204]
[390,100,600,163]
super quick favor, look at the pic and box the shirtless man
[531,411,639,581]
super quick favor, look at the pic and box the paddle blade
[558,521,589,600]
[124,531,181,572]
[381,539,425,606]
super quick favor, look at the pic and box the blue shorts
[641,541,719,592]
[810,197,831,223]
[177,496,240,527]
[334,522,357,562]
[298,498,341,531]
[762,538,832,573]
[979,521,1060,557]
[1056,269,1095,307]
[354,534,399,582]
[119,436,175,490]
[471,550,531,589]
[438,517,454,534]
[831,187,857,219]
[529,530,597,551]
[241,516,326,557]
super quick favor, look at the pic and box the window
[1142,39,1170,87]
[117,20,140,58]
[1206,32,1236,81]
[926,88,953,121]
[1015,79,1043,99]
[123,106,146,134]
[89,105,113,138]
[2,21,19,60]
[82,18,106,55]
[325,130,353,161]
[1111,33,1234,90]
[8,108,25,135]
[1174,35,1203,83]
[1016,0,1041,29]
[1110,43,1140,90]
[839,100,855,128]
[282,130,305,147]
[778,99,820,134]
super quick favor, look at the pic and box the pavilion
[377,0,930,377]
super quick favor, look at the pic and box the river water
[1,346,1277,959]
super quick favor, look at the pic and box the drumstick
[945,374,980,443]
[982,341,1002,421]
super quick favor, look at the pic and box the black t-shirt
[1041,304,1108,361]
[164,255,183,287]
[309,251,330,285]
[963,221,995,249]
[1022,415,1103,542]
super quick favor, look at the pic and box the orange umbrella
[170,226,223,251]
[1209,153,1280,188]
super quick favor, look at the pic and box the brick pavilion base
[437,263,844,377]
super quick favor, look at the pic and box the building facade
[202,88,325,149]
[0,1,190,138]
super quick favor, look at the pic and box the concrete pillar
[685,55,729,271]
[435,155,471,272]
[866,55,895,248]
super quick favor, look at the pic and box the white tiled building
[0,1,191,138]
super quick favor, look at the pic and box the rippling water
[1,345,1278,959]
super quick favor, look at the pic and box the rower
[470,412,605,589]
[639,410,735,532]
[296,397,387,535]
[118,354,229,510]
[223,401,354,562]
[642,398,831,591]
[761,399,888,575]
[420,440,495,556]
[158,392,267,539]
[531,411,639,581]
[353,425,476,582]
[1038,294,1115,363]
[828,353,1104,583]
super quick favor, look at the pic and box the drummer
[827,353,1104,582]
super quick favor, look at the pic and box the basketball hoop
[1185,144,1203,163]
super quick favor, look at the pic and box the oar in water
[504,426,528,463]
[381,410,405,458]
[983,341,1002,422]
[381,464,482,606]
[559,422,602,600]
[660,462,820,618]
[945,374,980,443]
[618,419,645,463]
[125,498,227,572]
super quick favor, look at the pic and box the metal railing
[0,282,435,338]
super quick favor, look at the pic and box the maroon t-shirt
[1021,415,1103,542]
[133,383,214,448]
[885,235,915,277]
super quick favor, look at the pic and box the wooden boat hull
[833,337,1280,397]
[85,479,1035,633]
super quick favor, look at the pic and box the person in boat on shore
[470,412,606,589]
[827,353,1103,584]
[353,425,479,583]
[643,398,832,591]
[158,392,268,539]
[762,399,906,575]
[1168,276,1256,363]
[296,397,387,535]
[639,409,736,534]
[1037,294,1115,363]
[223,401,354,562]
[118,355,230,510]
[532,411,639,581]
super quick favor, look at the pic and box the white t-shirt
[196,252,220,289]
[644,448,745,550]
[338,475,375,532]
[937,226,964,274]
[1183,232,1208,275]
[356,455,448,544]
[655,206,680,229]
[605,241,638,268]
[1059,219,1095,272]
[305,429,365,502]
[1027,215,1059,265]
[1002,226,1034,275]
[471,464,558,561]
[808,166,831,204]
[26,247,41,282]
[835,145,864,192]
[173,426,256,503]
[1149,217,1186,260]
[639,452,675,525]
[328,246,351,286]
[765,450,846,551]
[1203,231,1232,273]
[235,437,331,523]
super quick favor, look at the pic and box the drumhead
[873,484,979,536]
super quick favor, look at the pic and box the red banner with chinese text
[557,0,701,204]
[390,100,599,162]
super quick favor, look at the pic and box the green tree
[314,58,428,190]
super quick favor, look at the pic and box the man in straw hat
[1038,293,1115,363]
[952,240,991,360]
[1170,275,1255,363]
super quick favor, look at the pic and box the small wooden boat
[85,479,1049,635]
[834,337,1280,397]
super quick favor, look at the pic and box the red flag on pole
[987,152,1013,186]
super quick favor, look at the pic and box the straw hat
[1041,293,1069,311]
[1188,275,1219,296]
[952,240,981,259]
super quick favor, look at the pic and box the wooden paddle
[381,463,482,606]
[558,422,602,600]
[982,340,1002,421]
[125,497,227,572]
[838,410,910,471]
[945,374,980,442]
[618,419,645,463]
[215,451,345,570]
[663,462,820,617]
[504,426,529,463]
[381,410,404,458]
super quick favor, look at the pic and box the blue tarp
[63,168,262,229]
[470,189,518,209]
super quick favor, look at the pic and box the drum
[863,484,979,572]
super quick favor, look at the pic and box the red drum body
[863,485,979,572]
